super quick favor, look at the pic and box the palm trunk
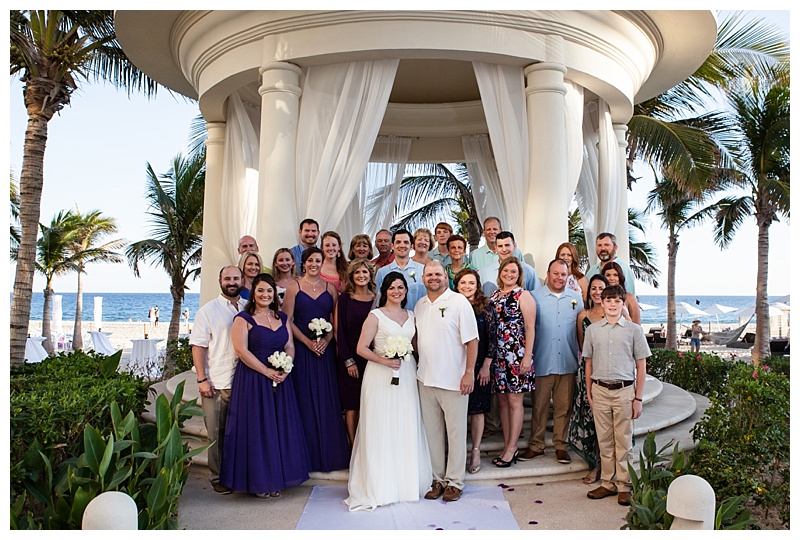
[163,284,184,378]
[10,111,50,365]
[666,231,679,350]
[41,284,54,354]
[752,215,771,365]
[72,270,84,350]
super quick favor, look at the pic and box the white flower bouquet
[308,317,332,341]
[267,351,293,392]
[383,334,414,386]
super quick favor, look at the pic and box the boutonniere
[571,299,577,310]
[409,270,416,283]
[439,306,447,318]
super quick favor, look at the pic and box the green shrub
[9,351,150,520]
[761,355,790,378]
[167,337,193,374]
[689,363,790,527]
[646,349,743,397]
[11,381,207,530]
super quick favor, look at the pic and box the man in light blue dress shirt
[289,218,319,275]
[480,231,539,295]
[518,259,583,464]
[471,217,523,288]
[584,232,636,296]
[375,229,426,308]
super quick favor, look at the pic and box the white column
[613,123,630,262]
[200,121,228,306]
[523,61,568,276]
[257,61,302,260]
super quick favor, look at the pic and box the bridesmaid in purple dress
[334,258,377,446]
[221,274,310,498]
[282,247,350,472]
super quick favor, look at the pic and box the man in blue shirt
[519,259,583,464]
[480,231,540,295]
[375,229,426,308]
[585,232,636,296]
[289,218,319,275]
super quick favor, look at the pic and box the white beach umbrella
[638,302,658,311]
[732,304,785,318]
[774,294,790,304]
[675,302,710,317]
[703,304,737,316]
[94,297,103,330]
[52,295,63,335]
[771,302,790,312]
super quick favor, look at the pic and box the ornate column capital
[204,121,226,146]
[259,62,303,97]
[524,62,568,97]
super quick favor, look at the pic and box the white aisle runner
[296,485,519,530]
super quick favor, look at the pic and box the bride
[344,271,432,511]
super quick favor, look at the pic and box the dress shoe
[617,491,632,506]
[212,482,232,495]
[494,451,519,468]
[517,448,545,461]
[442,485,462,502]
[424,481,445,500]
[555,449,572,464]
[587,486,618,500]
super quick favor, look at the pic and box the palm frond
[713,196,754,249]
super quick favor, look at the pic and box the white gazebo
[115,10,716,305]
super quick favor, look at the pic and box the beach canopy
[675,302,710,317]
[774,294,790,304]
[703,304,737,316]
[732,304,785,318]
[638,302,658,311]
[772,302,790,312]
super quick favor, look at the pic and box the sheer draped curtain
[472,62,528,236]
[462,134,504,227]
[564,81,585,216]
[337,136,411,243]
[295,60,399,235]
[222,90,261,263]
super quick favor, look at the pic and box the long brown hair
[555,242,584,279]
[271,247,296,281]
[601,261,627,293]
[321,231,348,284]
[454,267,489,313]
[344,258,376,296]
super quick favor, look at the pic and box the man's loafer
[442,485,462,502]
[212,483,232,495]
[424,481,445,500]
[517,448,545,461]
[587,486,618,500]
[617,491,632,506]
[555,449,571,463]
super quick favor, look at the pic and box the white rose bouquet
[267,351,293,393]
[308,317,333,341]
[383,335,414,386]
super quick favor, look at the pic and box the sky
[4,8,793,298]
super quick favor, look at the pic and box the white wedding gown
[345,309,432,511]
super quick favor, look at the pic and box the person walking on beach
[190,266,246,494]
[690,319,703,352]
[154,305,160,327]
[148,306,155,326]
[583,285,651,506]
[415,260,479,503]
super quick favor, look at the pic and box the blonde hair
[413,228,433,251]
[238,250,264,276]
[344,258,376,295]
[496,257,524,288]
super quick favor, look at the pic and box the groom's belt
[593,379,634,390]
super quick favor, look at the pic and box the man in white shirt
[190,265,246,494]
[415,260,479,503]
[584,232,637,296]
[289,218,320,275]
[375,229,425,308]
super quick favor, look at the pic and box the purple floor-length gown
[291,288,351,471]
[220,311,310,494]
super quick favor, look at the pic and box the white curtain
[221,91,260,263]
[472,62,528,236]
[462,134,504,227]
[564,81,584,210]
[337,136,411,242]
[296,60,399,234]
[576,101,600,266]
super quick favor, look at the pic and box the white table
[89,331,117,356]
[129,339,164,378]
[25,337,49,363]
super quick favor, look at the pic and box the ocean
[17,292,785,325]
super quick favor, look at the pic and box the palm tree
[646,175,721,349]
[68,210,126,350]
[10,175,21,254]
[9,10,158,364]
[391,163,482,249]
[713,67,789,364]
[126,152,205,377]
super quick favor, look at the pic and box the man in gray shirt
[582,284,650,506]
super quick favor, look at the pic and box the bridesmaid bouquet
[267,351,293,393]
[384,335,414,386]
[308,318,332,342]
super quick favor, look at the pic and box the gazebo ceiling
[390,59,480,104]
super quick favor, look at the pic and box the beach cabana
[115,10,716,305]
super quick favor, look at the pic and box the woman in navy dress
[221,273,310,498]
[281,247,350,472]
[334,258,376,446]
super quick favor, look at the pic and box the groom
[415,260,479,502]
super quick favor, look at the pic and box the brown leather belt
[593,379,634,390]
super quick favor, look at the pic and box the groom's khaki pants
[418,382,468,491]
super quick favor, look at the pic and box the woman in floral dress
[486,257,536,468]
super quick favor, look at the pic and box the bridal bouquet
[267,351,293,393]
[384,335,413,386]
[308,318,332,341]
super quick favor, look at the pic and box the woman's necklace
[254,309,273,322]
[303,276,322,292]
